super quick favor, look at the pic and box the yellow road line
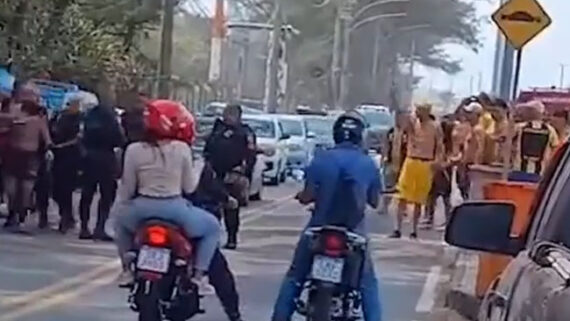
[0,270,117,321]
[1,260,119,308]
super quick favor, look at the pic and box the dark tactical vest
[519,122,550,174]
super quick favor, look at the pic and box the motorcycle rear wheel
[308,286,334,321]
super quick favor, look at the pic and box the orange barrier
[474,181,537,297]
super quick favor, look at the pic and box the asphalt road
[0,179,449,321]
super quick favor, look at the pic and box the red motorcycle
[125,219,204,321]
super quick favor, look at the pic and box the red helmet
[144,99,195,144]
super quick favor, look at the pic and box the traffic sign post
[492,0,552,99]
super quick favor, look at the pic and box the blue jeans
[114,197,221,272]
[271,231,382,321]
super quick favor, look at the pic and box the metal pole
[158,0,174,99]
[331,10,342,106]
[371,22,382,96]
[264,0,282,113]
[339,15,352,109]
[512,49,523,101]
[408,38,415,105]
[560,64,566,88]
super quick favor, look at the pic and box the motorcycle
[295,225,367,321]
[124,219,204,321]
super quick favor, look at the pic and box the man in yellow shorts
[389,103,443,239]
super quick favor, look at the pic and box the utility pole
[338,0,355,109]
[158,0,175,99]
[264,0,282,113]
[560,64,566,88]
[407,38,415,106]
[371,22,382,97]
[331,11,342,106]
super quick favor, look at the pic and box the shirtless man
[390,103,443,239]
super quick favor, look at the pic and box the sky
[201,0,568,97]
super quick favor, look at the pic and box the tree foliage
[234,0,482,105]
[0,0,163,88]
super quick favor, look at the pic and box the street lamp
[352,0,410,22]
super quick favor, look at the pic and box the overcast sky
[201,0,566,96]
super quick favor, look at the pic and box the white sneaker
[192,276,215,296]
[117,271,134,288]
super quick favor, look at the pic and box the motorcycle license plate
[137,246,171,273]
[311,255,344,283]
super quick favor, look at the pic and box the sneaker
[410,232,418,239]
[117,271,134,288]
[79,229,93,240]
[388,230,402,239]
[192,276,215,296]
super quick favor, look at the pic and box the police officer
[204,104,250,250]
[511,100,559,183]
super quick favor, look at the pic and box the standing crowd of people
[0,78,126,241]
[383,93,567,239]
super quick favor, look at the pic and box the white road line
[415,265,442,313]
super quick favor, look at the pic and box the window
[244,119,276,138]
[361,111,394,128]
[306,118,333,137]
[280,119,304,137]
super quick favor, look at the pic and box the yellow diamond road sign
[492,0,552,50]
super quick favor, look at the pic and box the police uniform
[511,121,559,181]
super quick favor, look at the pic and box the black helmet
[333,110,366,145]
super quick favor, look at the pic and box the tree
[233,0,482,106]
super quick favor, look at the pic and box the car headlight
[263,147,276,157]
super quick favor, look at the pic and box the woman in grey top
[113,100,220,287]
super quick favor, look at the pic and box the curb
[430,248,481,321]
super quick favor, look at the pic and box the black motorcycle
[295,225,367,321]
[125,219,204,321]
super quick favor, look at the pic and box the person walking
[382,111,408,216]
[51,97,82,233]
[78,84,125,241]
[204,104,249,250]
[389,103,443,239]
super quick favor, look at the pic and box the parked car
[356,105,394,152]
[194,115,265,200]
[242,114,289,186]
[445,142,570,321]
[276,114,314,171]
[303,115,335,154]
[202,101,264,117]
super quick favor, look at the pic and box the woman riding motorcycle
[113,99,221,287]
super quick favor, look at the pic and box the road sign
[492,0,552,49]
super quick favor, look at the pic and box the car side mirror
[307,131,316,139]
[280,133,291,140]
[445,201,523,256]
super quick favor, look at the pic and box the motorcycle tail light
[147,226,168,246]
[323,234,346,256]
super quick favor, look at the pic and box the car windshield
[244,119,276,138]
[306,117,333,137]
[280,119,304,137]
[362,111,394,128]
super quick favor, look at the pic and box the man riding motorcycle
[113,99,221,287]
[271,111,383,321]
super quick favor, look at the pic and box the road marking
[0,270,117,321]
[1,260,119,308]
[241,195,295,225]
[415,265,442,313]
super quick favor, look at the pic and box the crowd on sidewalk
[383,92,567,239]
[0,76,126,240]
